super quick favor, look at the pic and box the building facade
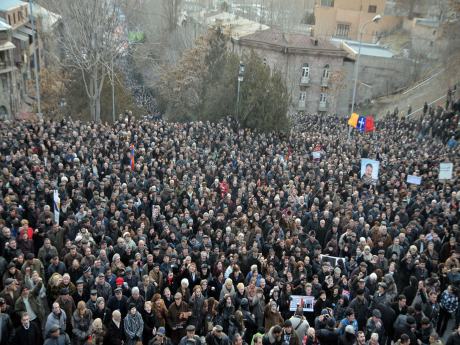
[313,0,402,42]
[231,29,349,114]
[0,0,42,119]
[0,20,18,119]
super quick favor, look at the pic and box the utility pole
[236,62,245,124]
[111,56,115,123]
[28,0,42,117]
[349,14,381,139]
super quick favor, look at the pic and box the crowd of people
[0,96,459,345]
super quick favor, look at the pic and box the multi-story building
[0,0,42,119]
[0,19,18,119]
[231,28,349,114]
[313,0,402,42]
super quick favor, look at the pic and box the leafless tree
[42,0,127,122]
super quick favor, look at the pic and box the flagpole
[349,14,382,140]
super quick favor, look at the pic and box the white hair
[181,278,189,287]
[131,287,139,294]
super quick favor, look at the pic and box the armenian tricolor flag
[348,113,375,132]
[130,144,135,171]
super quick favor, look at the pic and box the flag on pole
[130,144,135,171]
[53,190,60,224]
[348,113,359,127]
[365,115,375,132]
[357,116,366,132]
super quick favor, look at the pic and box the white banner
[53,190,60,224]
[407,175,422,185]
[439,163,453,180]
[289,295,315,312]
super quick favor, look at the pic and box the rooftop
[205,12,269,39]
[0,0,26,12]
[240,28,343,52]
[0,18,12,31]
[331,38,395,58]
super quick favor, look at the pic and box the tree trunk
[95,92,101,122]
[89,74,96,121]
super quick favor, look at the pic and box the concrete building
[0,0,41,119]
[0,20,18,119]
[313,0,402,42]
[231,29,349,114]
[333,39,414,111]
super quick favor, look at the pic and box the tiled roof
[240,29,342,51]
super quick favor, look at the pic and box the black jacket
[12,323,41,345]
[104,320,125,345]
[316,327,339,345]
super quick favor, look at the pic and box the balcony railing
[319,101,328,111]
[298,101,306,110]
[300,76,310,85]
[321,77,329,87]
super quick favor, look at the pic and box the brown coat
[264,305,284,331]
[167,301,190,344]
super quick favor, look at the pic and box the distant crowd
[0,92,459,345]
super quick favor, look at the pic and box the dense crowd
[0,97,459,345]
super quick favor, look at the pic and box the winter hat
[345,325,355,335]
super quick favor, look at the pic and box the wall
[351,56,414,108]
[232,40,347,114]
[314,0,402,42]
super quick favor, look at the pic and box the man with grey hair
[45,302,67,337]
[127,286,144,312]
[105,309,125,345]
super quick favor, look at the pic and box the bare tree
[43,0,126,122]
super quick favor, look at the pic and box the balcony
[298,100,306,110]
[300,76,310,85]
[319,101,328,112]
[321,77,329,87]
[0,61,14,74]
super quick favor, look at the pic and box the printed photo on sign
[289,295,315,312]
[439,162,453,180]
[407,175,422,185]
[360,158,379,185]
[320,254,345,267]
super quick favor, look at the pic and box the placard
[439,163,453,180]
[360,158,379,185]
[407,175,422,185]
[320,254,343,267]
[289,295,315,312]
[312,151,321,159]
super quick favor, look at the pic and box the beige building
[313,0,402,42]
[231,29,349,114]
[0,20,18,119]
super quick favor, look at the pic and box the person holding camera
[167,292,191,344]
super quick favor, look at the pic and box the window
[320,0,334,6]
[368,5,377,13]
[299,91,306,102]
[336,23,350,38]
[322,64,330,79]
[301,64,310,78]
[25,8,28,17]
[13,12,16,24]
[320,93,327,103]
[263,58,267,66]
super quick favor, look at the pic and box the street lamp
[236,61,245,123]
[350,14,382,115]
[348,14,381,139]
